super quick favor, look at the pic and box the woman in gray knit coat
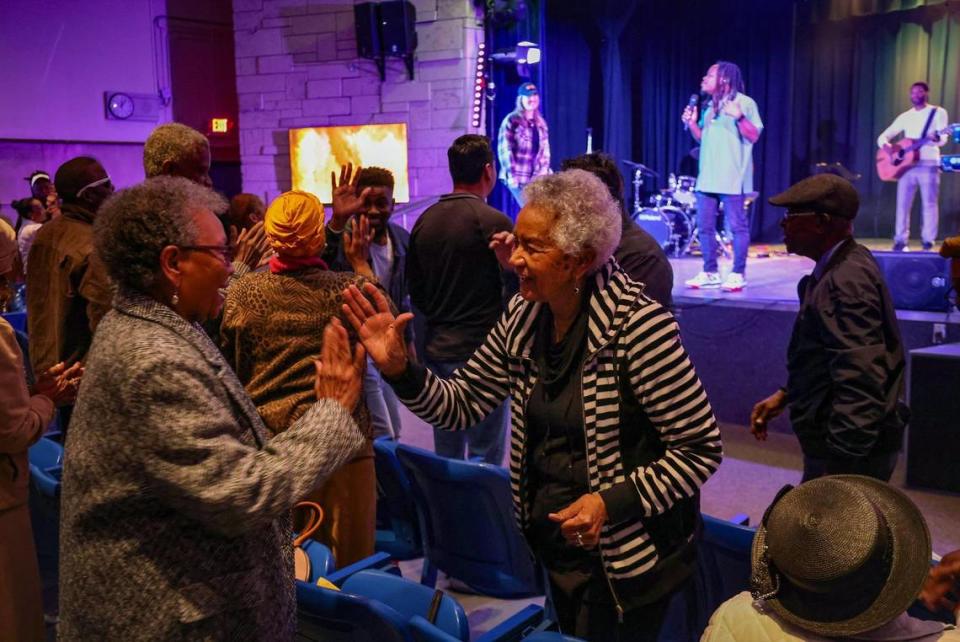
[58,176,367,641]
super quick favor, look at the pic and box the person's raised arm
[682,104,702,142]
[342,282,412,378]
[0,323,59,453]
[343,281,512,430]
[140,319,365,537]
[877,113,904,150]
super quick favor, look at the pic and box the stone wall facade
[232,0,482,222]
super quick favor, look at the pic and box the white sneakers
[684,271,746,291]
[685,271,721,288]
[721,272,746,292]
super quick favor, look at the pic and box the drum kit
[623,160,755,258]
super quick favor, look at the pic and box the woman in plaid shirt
[498,82,551,206]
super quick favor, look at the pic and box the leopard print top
[220,268,373,443]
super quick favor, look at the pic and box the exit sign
[211,118,230,134]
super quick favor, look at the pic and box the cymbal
[621,159,660,177]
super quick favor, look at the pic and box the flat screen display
[289,123,409,202]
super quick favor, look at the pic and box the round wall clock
[107,93,135,119]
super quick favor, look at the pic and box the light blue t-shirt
[696,92,763,195]
[369,234,394,293]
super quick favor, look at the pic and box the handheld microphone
[683,93,699,131]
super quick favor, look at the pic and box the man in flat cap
[750,174,907,482]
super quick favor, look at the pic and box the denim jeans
[895,163,940,245]
[505,181,526,207]
[427,359,509,466]
[696,192,748,274]
[364,356,402,440]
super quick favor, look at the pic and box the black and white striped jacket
[400,259,722,581]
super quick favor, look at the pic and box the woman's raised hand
[341,282,413,378]
[343,215,374,279]
[314,317,366,412]
[488,231,516,271]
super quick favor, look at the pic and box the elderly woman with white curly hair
[343,169,723,640]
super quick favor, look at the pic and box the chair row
[374,438,543,599]
[2,310,26,334]
[296,549,578,641]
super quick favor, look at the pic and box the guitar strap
[919,106,937,141]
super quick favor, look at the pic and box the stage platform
[670,238,959,322]
[668,239,960,432]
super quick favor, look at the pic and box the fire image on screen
[289,123,410,203]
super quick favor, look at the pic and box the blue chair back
[2,311,26,334]
[300,539,336,582]
[341,570,469,641]
[374,437,423,560]
[396,443,542,598]
[659,514,756,641]
[521,634,584,642]
[296,580,413,641]
[28,437,64,499]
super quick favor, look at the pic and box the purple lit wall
[0,0,170,224]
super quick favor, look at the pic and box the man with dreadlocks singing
[682,61,763,292]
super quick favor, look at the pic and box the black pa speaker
[907,343,960,492]
[379,1,417,56]
[354,2,381,59]
[354,1,417,58]
[871,250,951,312]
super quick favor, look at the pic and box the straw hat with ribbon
[751,475,931,638]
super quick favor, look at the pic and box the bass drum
[660,206,695,256]
[671,175,698,208]
[633,208,672,247]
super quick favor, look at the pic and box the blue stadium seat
[2,310,27,334]
[374,437,423,560]
[296,567,468,641]
[296,580,412,642]
[395,443,542,598]
[342,570,469,641]
[659,514,756,641]
[298,539,335,582]
[467,604,585,642]
[28,436,63,499]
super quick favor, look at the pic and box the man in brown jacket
[26,157,114,376]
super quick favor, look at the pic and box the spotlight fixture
[515,41,540,64]
[490,40,540,78]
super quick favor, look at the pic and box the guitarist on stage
[877,81,949,251]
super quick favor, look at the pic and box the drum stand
[622,160,659,220]
[631,168,645,220]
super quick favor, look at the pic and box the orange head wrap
[263,190,327,258]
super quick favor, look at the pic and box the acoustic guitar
[876,128,947,181]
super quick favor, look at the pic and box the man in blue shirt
[681,61,763,291]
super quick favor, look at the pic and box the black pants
[802,451,899,483]
[546,566,673,642]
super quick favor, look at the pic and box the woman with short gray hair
[58,176,367,640]
[522,168,622,273]
[344,169,722,640]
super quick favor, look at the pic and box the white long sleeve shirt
[877,105,949,162]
